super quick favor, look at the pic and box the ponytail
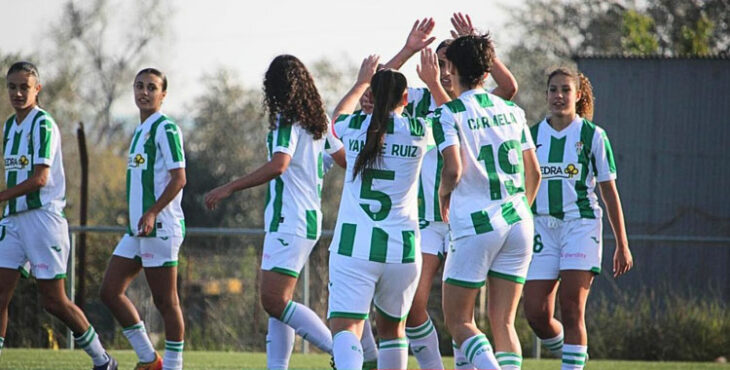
[352,69,407,179]
[546,67,594,120]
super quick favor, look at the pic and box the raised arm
[450,12,518,100]
[332,55,380,119]
[383,18,436,70]
[416,48,450,106]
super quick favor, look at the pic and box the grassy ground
[0,349,727,369]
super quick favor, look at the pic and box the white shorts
[328,253,420,321]
[261,232,317,278]
[526,216,603,281]
[0,209,69,279]
[113,233,183,268]
[443,220,533,288]
[419,219,449,259]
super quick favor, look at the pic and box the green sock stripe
[378,338,409,349]
[75,327,97,348]
[562,358,586,365]
[406,323,435,340]
[499,359,523,366]
[452,340,459,349]
[405,318,434,339]
[280,300,295,323]
[122,322,145,331]
[495,352,521,358]
[165,340,184,352]
[545,341,564,349]
[563,351,587,358]
[405,317,432,333]
[0,336,4,348]
[464,334,489,362]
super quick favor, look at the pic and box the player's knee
[152,293,180,315]
[40,294,68,316]
[560,302,585,328]
[260,292,286,318]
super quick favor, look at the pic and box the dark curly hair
[547,67,594,120]
[263,55,328,139]
[445,34,495,89]
[352,69,407,179]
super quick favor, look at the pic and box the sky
[1,0,521,115]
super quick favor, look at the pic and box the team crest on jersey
[5,154,31,170]
[128,153,148,170]
[575,141,584,155]
[541,163,581,179]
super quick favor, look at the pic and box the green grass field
[0,349,726,369]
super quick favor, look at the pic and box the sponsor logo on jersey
[541,163,580,179]
[128,153,148,170]
[5,155,31,170]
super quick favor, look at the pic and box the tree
[46,0,173,147]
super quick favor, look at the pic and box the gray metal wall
[575,57,730,300]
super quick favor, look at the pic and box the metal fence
[61,225,730,358]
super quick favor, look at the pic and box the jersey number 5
[477,139,524,201]
[360,169,395,221]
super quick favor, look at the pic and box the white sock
[496,351,522,369]
[74,326,109,366]
[361,319,378,363]
[453,340,475,369]
[378,338,408,369]
[333,331,363,370]
[122,321,156,363]
[267,318,295,370]
[406,317,443,369]
[163,340,184,370]
[0,336,4,356]
[281,300,332,353]
[460,333,499,370]
[561,344,588,370]
[542,331,564,357]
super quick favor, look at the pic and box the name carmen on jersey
[466,112,518,130]
[347,139,419,158]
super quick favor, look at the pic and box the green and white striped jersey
[405,88,444,222]
[2,107,65,216]
[330,111,429,263]
[264,115,343,239]
[531,115,616,220]
[434,89,534,239]
[126,112,185,237]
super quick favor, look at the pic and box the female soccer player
[100,68,186,370]
[328,55,430,370]
[523,68,633,370]
[435,35,541,370]
[0,61,116,369]
[378,13,520,369]
[204,55,345,370]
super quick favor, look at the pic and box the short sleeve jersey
[434,89,535,239]
[531,115,617,220]
[2,107,65,216]
[126,112,186,237]
[329,111,429,263]
[264,115,344,240]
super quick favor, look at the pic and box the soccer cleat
[93,353,118,370]
[135,352,163,370]
[330,355,337,370]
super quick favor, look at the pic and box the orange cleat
[134,352,163,370]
